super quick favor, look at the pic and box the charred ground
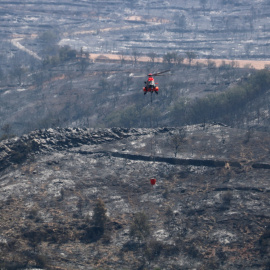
[0,125,270,269]
[1,1,270,269]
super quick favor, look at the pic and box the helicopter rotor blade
[152,70,170,76]
[129,74,145,78]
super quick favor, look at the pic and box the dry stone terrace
[1,0,270,60]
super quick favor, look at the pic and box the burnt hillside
[1,1,270,269]
[0,125,270,269]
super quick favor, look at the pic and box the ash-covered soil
[0,125,270,269]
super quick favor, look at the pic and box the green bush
[171,70,270,126]
[34,254,49,268]
[92,199,107,232]
[259,225,270,255]
[129,212,151,241]
[59,45,77,62]
[145,240,164,261]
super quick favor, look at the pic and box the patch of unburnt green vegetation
[171,70,270,126]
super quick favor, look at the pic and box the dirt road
[91,53,270,70]
[11,38,42,61]
[11,37,270,70]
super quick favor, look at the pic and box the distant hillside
[1,59,270,138]
[1,0,270,60]
[1,0,270,136]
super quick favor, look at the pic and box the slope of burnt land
[0,125,270,269]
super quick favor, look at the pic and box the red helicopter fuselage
[143,73,159,94]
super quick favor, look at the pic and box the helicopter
[143,70,170,95]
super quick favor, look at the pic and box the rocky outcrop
[1,127,269,172]
[0,127,151,171]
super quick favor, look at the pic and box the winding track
[11,38,42,61]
